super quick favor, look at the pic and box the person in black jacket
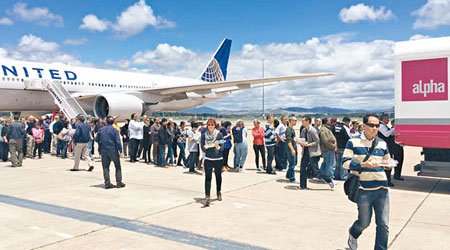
[142,118,152,163]
[120,119,130,158]
[333,117,351,180]
[201,118,224,207]
[157,118,170,167]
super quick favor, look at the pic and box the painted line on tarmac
[0,194,269,250]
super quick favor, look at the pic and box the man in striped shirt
[343,114,391,250]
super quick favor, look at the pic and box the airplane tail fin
[199,38,232,82]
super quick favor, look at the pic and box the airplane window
[7,78,10,81]
[21,79,24,82]
[2,77,4,81]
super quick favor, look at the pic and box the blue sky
[1,0,449,110]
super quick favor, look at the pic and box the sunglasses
[365,123,380,128]
[207,124,215,127]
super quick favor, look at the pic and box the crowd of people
[0,112,403,249]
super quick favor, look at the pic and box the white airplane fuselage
[0,58,228,114]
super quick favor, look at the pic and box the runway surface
[0,136,449,250]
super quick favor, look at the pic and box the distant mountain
[181,106,220,114]
[282,106,365,114]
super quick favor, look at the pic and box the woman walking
[252,119,266,171]
[201,118,224,207]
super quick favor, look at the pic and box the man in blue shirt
[72,115,94,172]
[95,116,125,189]
[5,114,26,167]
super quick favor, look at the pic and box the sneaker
[348,232,358,250]
[70,168,79,171]
[256,168,261,171]
[88,166,94,172]
[117,182,126,188]
[268,171,277,175]
[329,180,336,189]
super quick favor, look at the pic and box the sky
[1,0,449,111]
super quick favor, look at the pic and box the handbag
[57,131,67,141]
[344,137,379,203]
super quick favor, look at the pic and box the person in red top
[252,119,266,171]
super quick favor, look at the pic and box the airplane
[0,39,333,119]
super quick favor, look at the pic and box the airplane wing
[147,73,334,95]
[71,72,333,100]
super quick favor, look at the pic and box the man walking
[334,116,351,180]
[72,115,94,171]
[95,116,125,189]
[378,114,395,187]
[187,123,200,174]
[299,116,335,189]
[343,114,391,250]
[285,116,297,182]
[319,118,337,182]
[5,114,26,167]
[25,116,36,158]
[264,115,277,175]
[275,116,288,171]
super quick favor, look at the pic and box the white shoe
[348,233,358,250]
[329,180,336,189]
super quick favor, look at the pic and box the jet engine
[94,93,145,119]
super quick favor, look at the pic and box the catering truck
[395,36,450,177]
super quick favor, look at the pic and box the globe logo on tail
[201,58,224,83]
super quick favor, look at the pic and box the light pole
[262,59,265,118]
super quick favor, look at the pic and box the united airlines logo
[201,58,224,83]
[402,58,448,102]
[1,65,77,81]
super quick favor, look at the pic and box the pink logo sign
[402,58,448,101]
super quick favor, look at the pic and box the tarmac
[0,138,449,250]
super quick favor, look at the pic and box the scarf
[205,129,219,146]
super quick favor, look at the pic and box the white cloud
[8,2,63,27]
[0,17,13,26]
[412,0,450,29]
[79,0,175,38]
[80,14,110,32]
[18,34,59,52]
[113,0,175,37]
[409,34,432,40]
[0,34,88,66]
[339,3,395,23]
[64,38,89,45]
[105,59,131,69]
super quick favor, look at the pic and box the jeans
[56,139,63,156]
[334,148,348,179]
[101,152,122,185]
[158,144,167,166]
[350,189,390,250]
[177,142,187,166]
[0,141,9,161]
[222,148,230,167]
[300,153,321,188]
[166,141,174,164]
[60,141,69,159]
[143,141,151,163]
[152,140,160,164]
[129,138,140,162]
[204,159,222,196]
[187,151,199,172]
[286,144,297,181]
[253,144,266,169]
[44,131,51,153]
[320,151,336,180]
[233,142,248,168]
[277,141,287,170]
[266,146,275,173]
[33,142,43,158]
